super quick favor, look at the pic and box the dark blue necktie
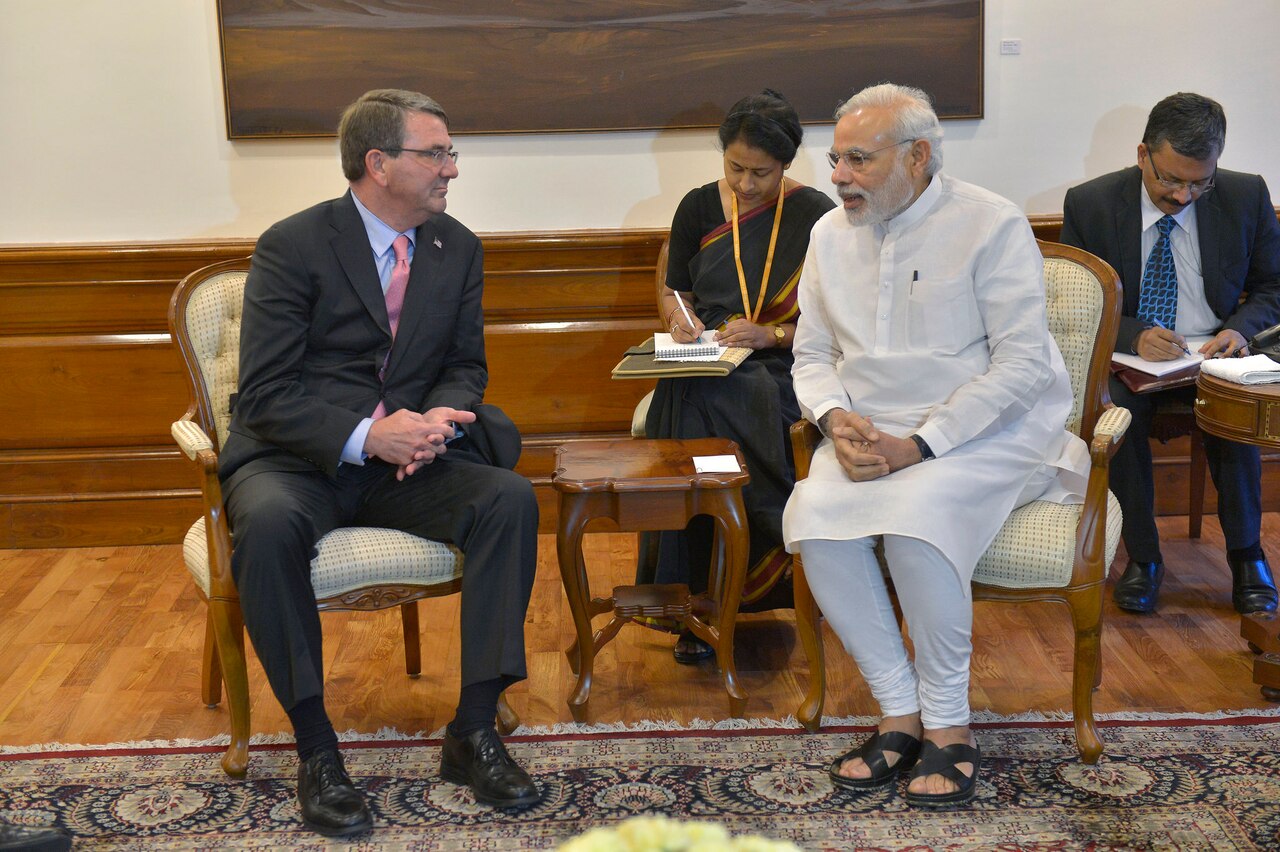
[1136,215,1178,328]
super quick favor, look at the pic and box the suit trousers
[224,442,538,712]
[1108,376,1262,561]
[799,535,973,729]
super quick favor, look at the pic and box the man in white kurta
[783,83,1089,806]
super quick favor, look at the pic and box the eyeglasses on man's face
[1145,151,1214,195]
[383,147,460,167]
[826,138,916,172]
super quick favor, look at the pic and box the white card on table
[693,455,741,473]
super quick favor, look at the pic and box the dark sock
[447,676,514,738]
[1229,543,1265,563]
[288,696,338,762]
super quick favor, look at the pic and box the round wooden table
[1195,371,1280,700]
[552,437,751,723]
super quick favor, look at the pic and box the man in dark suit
[220,90,540,837]
[1061,92,1280,615]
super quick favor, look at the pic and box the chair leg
[401,602,421,678]
[1093,638,1103,690]
[792,556,826,732]
[1188,426,1206,539]
[1067,587,1105,764]
[210,598,252,777]
[201,607,223,707]
[496,694,520,735]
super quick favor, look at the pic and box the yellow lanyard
[730,185,785,323]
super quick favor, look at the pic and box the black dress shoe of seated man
[440,726,541,808]
[1230,557,1279,614]
[0,822,72,852]
[297,748,373,837]
[1113,560,1164,613]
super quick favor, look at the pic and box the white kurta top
[782,174,1090,582]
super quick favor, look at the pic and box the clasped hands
[1135,326,1247,361]
[824,408,923,482]
[669,307,777,350]
[364,406,476,480]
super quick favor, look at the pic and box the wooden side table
[553,437,751,723]
[1195,372,1280,700]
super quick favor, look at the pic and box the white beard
[840,160,916,227]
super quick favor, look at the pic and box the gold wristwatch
[773,325,786,345]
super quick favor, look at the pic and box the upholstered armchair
[168,258,516,778]
[789,240,1129,763]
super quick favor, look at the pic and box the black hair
[1142,92,1226,161]
[717,89,803,164]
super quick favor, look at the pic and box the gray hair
[338,89,449,182]
[835,83,943,177]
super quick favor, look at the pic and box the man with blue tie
[1061,92,1280,615]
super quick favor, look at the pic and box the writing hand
[1135,326,1190,361]
[666,293,705,343]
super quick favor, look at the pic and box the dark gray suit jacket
[1060,166,1280,354]
[220,191,517,485]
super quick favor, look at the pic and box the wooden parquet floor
[2,514,1277,748]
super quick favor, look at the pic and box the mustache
[836,185,863,200]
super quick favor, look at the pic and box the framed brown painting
[217,1,983,138]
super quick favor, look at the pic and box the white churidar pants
[799,535,972,729]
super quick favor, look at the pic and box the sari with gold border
[638,182,835,612]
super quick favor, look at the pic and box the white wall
[4,0,1278,244]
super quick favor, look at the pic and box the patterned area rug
[3,714,1280,850]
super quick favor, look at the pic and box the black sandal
[827,730,922,791]
[672,630,714,665]
[904,740,981,807]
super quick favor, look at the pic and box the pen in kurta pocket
[911,270,919,293]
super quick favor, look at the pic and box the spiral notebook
[611,336,751,379]
[653,331,726,361]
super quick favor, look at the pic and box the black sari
[638,182,835,611]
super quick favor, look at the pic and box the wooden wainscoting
[2,217,1277,548]
[0,232,663,547]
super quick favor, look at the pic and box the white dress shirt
[1138,188,1218,336]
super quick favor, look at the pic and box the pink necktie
[372,234,411,420]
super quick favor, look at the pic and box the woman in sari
[638,90,835,663]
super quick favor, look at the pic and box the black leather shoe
[0,823,71,851]
[1230,557,1278,614]
[440,727,541,808]
[297,749,373,837]
[1113,560,1164,613]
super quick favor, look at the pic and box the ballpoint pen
[673,290,697,333]
[1151,319,1192,356]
